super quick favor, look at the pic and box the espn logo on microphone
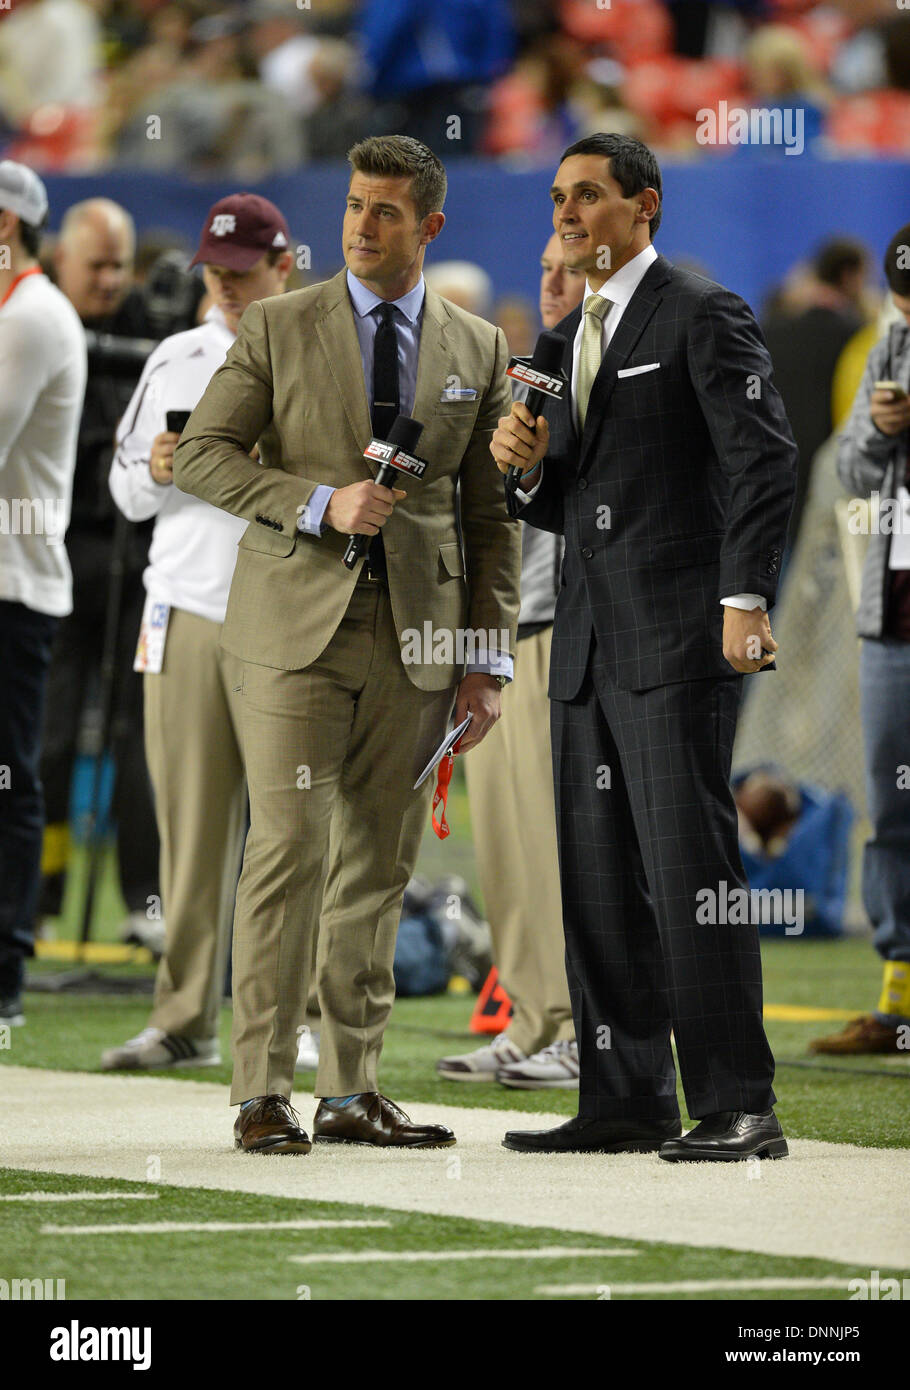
[364,439,397,464]
[505,362,567,398]
[363,438,427,478]
[387,451,427,478]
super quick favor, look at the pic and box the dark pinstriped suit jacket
[509,254,797,699]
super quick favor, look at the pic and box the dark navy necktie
[367,304,400,579]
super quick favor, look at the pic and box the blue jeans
[0,599,59,997]
[859,638,910,1024]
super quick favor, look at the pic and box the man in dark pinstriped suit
[490,134,798,1162]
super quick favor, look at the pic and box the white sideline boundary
[41,1219,391,1235]
[537,1278,851,1296]
[2,1066,909,1270]
[288,1247,636,1264]
[1,1191,160,1203]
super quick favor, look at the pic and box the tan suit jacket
[173,270,520,691]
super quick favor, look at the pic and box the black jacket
[510,254,797,698]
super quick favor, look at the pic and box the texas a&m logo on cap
[190,193,291,272]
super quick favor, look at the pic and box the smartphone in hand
[166,410,192,436]
[874,380,908,401]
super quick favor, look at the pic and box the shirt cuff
[721,593,767,612]
[296,485,335,536]
[511,464,543,503]
[467,651,514,682]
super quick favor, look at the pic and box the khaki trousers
[463,626,573,1054]
[230,582,454,1105]
[144,607,247,1040]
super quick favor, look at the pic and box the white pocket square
[439,388,478,401]
[617,363,660,378]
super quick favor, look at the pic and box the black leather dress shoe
[502,1114,682,1154]
[313,1093,456,1148]
[658,1110,788,1162]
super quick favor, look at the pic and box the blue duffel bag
[734,770,854,938]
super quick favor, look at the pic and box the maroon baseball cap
[190,193,291,271]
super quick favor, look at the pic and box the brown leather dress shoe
[313,1093,456,1148]
[809,1015,903,1055]
[234,1095,312,1154]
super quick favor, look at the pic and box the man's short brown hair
[347,135,447,222]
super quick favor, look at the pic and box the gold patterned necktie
[576,292,611,429]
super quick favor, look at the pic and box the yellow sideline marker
[764,1004,859,1023]
[33,941,153,964]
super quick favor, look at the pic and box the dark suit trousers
[551,639,776,1121]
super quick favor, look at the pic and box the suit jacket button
[577,478,588,490]
[582,546,594,559]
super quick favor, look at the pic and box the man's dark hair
[884,223,910,297]
[814,237,867,289]
[4,209,47,259]
[347,135,447,222]
[560,133,662,239]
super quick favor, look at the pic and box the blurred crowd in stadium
[1,0,910,175]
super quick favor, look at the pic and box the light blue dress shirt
[297,269,424,539]
[295,268,511,679]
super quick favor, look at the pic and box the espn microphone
[505,331,568,493]
[342,414,427,569]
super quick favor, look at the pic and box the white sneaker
[436,1033,526,1081]
[100,1026,220,1071]
[497,1038,580,1090]
[294,1024,320,1071]
[0,997,25,1027]
[119,911,167,958]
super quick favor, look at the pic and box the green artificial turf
[6,935,909,1148]
[17,788,908,1152]
[1,1167,904,1302]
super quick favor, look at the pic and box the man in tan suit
[174,136,520,1153]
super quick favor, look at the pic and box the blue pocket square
[439,388,478,401]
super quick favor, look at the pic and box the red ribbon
[431,730,468,840]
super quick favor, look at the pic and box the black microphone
[505,330,568,493]
[342,414,426,570]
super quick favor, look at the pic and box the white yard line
[289,1246,635,1264]
[537,1277,852,1296]
[41,1219,390,1235]
[1,1191,160,1203]
[3,1066,909,1269]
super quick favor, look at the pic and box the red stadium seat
[5,105,97,171]
[622,56,745,139]
[784,10,853,75]
[559,0,672,64]
[826,91,910,154]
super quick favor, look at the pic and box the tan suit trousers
[464,625,573,1054]
[144,607,247,1041]
[230,581,454,1105]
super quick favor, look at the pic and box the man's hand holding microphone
[324,480,407,535]
[490,402,550,488]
